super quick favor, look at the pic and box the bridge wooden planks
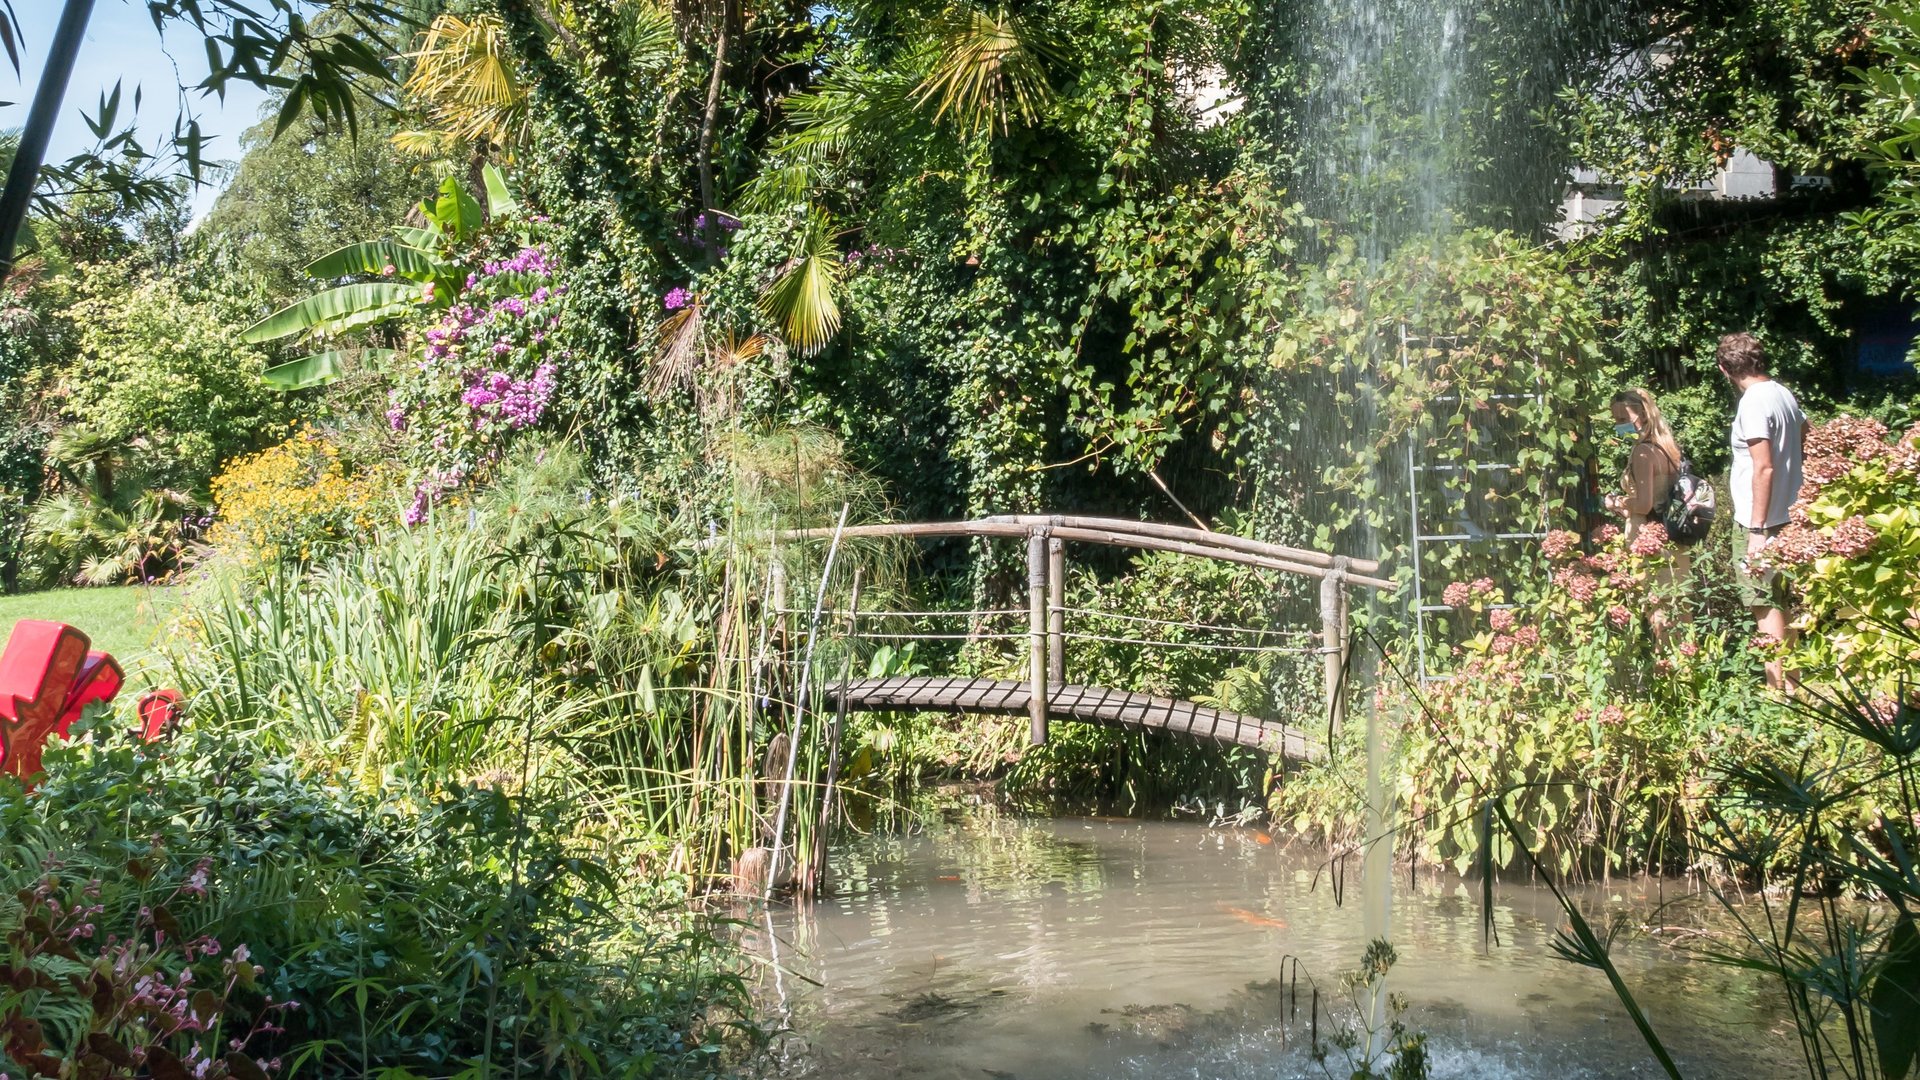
[824,676,1322,763]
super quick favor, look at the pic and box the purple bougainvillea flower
[664,287,691,311]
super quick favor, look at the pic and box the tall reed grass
[161,432,909,894]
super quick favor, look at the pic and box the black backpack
[1659,450,1716,545]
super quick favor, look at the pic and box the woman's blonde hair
[1610,387,1683,470]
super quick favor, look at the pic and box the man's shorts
[1735,524,1790,609]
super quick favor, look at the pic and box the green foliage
[4,720,753,1078]
[1268,228,1600,557]
[61,262,287,488]
[1776,415,1920,694]
[1282,524,1803,878]
[197,107,432,302]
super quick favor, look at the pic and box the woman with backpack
[1603,388,1694,640]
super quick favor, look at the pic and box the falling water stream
[758,804,1803,1079]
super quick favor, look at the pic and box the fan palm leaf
[758,215,844,355]
[398,13,530,153]
[911,5,1059,135]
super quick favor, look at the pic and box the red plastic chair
[136,688,183,742]
[0,620,96,779]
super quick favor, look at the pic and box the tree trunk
[696,0,732,258]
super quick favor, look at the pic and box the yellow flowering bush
[208,429,401,567]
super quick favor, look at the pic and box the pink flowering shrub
[1279,519,1798,879]
[1779,416,1920,693]
[1,856,292,1079]
[383,242,568,524]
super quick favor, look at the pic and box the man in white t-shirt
[1717,331,1805,690]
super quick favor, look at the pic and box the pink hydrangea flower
[1470,576,1495,596]
[1541,530,1581,559]
[1513,625,1540,647]
[1630,521,1670,556]
[1679,641,1700,657]
[1599,704,1626,726]
[1828,515,1878,558]
[1555,565,1599,603]
[1593,524,1621,544]
[1488,608,1516,631]
[1442,581,1472,607]
[1607,604,1632,630]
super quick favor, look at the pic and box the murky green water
[757,802,1804,1079]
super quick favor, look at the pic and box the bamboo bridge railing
[775,515,1391,748]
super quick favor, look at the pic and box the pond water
[756,801,1805,1080]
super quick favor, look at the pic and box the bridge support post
[1028,530,1049,745]
[1320,556,1351,737]
[1047,537,1065,686]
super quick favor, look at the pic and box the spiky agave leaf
[910,5,1059,136]
[759,216,844,356]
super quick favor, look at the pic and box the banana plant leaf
[483,164,520,218]
[241,282,422,343]
[425,175,484,243]
[261,348,395,390]
[393,225,444,251]
[304,240,447,282]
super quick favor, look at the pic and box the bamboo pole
[771,520,1393,589]
[1320,556,1351,738]
[812,568,861,898]
[1028,529,1049,746]
[767,505,849,899]
[1047,536,1065,686]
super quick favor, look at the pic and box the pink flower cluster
[1555,565,1599,603]
[1828,514,1878,557]
[1629,521,1669,556]
[480,244,556,278]
[1607,604,1632,630]
[1488,608,1516,631]
[1541,529,1581,559]
[462,363,557,430]
[1442,581,1472,607]
[405,465,468,527]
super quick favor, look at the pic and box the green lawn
[0,586,173,667]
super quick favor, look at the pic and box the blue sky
[4,0,272,219]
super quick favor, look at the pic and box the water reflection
[760,803,1802,1079]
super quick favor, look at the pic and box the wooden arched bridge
[773,515,1390,766]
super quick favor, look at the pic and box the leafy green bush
[1282,525,1803,878]
[1773,415,1920,696]
[4,721,752,1078]
[61,262,287,490]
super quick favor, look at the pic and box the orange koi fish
[1217,903,1288,929]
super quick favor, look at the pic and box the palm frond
[910,5,1058,136]
[649,302,705,399]
[398,13,530,154]
[758,215,844,356]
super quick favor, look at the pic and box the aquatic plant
[1309,939,1430,1080]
